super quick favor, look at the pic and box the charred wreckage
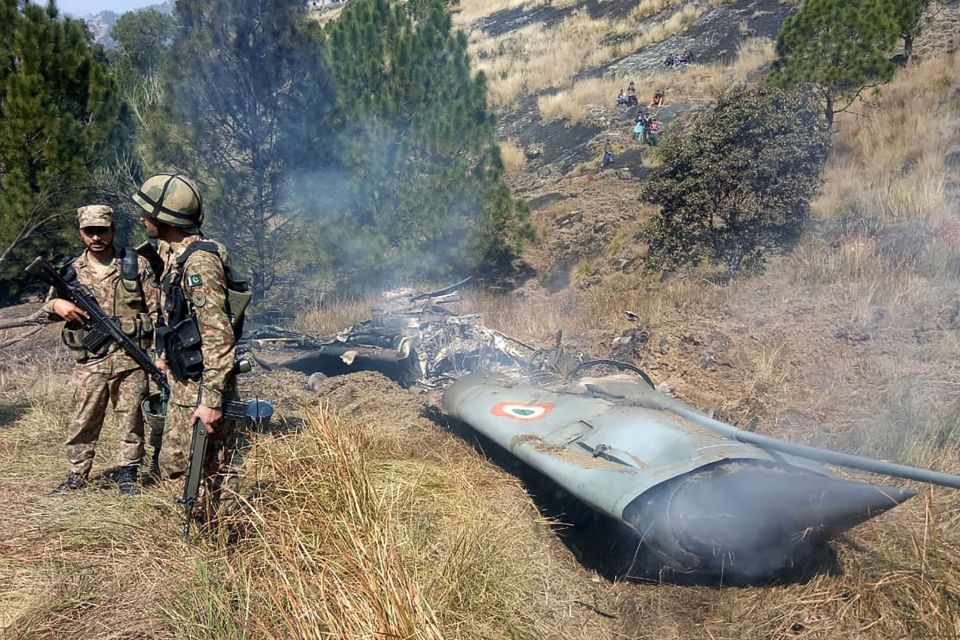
[249,279,959,582]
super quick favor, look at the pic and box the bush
[641,85,831,277]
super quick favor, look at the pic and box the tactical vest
[61,248,154,362]
[157,241,250,382]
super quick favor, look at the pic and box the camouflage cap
[77,205,114,229]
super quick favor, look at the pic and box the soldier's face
[140,214,160,239]
[80,225,113,253]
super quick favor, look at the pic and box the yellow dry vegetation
[471,2,709,107]
[538,37,775,124]
[813,52,958,229]
[499,138,528,172]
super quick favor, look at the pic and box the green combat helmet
[132,174,203,232]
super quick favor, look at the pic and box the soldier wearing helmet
[43,205,159,495]
[133,174,244,512]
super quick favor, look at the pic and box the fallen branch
[0,325,46,350]
[0,315,52,330]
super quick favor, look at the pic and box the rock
[834,327,871,344]
[307,372,327,392]
[556,211,583,228]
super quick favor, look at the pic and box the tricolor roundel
[491,401,555,421]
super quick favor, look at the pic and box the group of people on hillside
[616,83,666,108]
[616,81,640,107]
[633,111,662,145]
[604,82,666,167]
[664,49,692,68]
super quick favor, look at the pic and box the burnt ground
[604,0,795,78]
[494,0,795,189]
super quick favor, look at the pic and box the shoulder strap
[176,240,222,268]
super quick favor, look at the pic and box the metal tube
[662,401,960,490]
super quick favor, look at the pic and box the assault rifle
[26,256,168,390]
[27,255,264,539]
[178,359,258,540]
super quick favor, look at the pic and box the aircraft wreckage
[250,279,960,581]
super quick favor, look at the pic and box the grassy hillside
[2,0,960,638]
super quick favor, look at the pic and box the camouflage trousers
[161,385,245,525]
[66,365,146,476]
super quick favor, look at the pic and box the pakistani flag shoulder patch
[187,273,203,287]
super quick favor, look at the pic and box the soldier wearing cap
[132,174,245,519]
[43,205,159,495]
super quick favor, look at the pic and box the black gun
[26,256,169,390]
[178,361,257,540]
[28,255,260,539]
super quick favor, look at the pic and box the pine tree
[323,0,531,287]
[0,0,131,300]
[158,0,332,299]
[769,0,898,127]
[890,0,929,61]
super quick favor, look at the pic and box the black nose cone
[623,462,915,580]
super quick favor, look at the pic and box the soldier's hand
[193,404,223,435]
[51,300,88,323]
[155,358,169,374]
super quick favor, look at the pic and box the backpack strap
[176,240,222,268]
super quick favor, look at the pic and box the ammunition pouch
[157,317,204,382]
[136,312,154,349]
[62,323,108,362]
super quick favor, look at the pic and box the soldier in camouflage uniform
[44,205,159,495]
[131,174,244,516]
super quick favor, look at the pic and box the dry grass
[214,408,555,638]
[538,36,774,123]
[292,295,374,334]
[0,351,568,638]
[499,138,527,173]
[452,0,529,26]
[473,3,710,107]
[812,51,960,227]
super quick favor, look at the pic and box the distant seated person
[602,144,617,168]
[626,81,638,106]
[649,89,664,107]
[616,88,629,107]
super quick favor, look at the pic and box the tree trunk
[903,33,914,62]
[824,92,835,129]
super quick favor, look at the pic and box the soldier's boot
[52,472,88,494]
[117,465,141,496]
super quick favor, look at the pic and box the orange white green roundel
[491,402,556,421]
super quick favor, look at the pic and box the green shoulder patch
[187,273,203,287]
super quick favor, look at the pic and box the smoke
[280,120,490,295]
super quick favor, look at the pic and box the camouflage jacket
[158,235,236,409]
[42,247,159,373]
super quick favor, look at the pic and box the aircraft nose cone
[669,465,915,552]
[624,462,915,579]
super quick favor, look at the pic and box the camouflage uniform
[43,215,159,478]
[156,235,241,484]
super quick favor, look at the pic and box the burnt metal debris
[251,281,960,581]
